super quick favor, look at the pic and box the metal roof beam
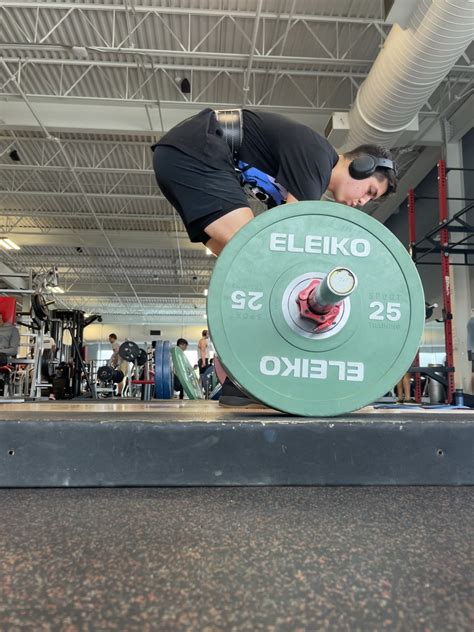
[0,57,372,79]
[0,228,203,252]
[0,98,334,134]
[0,189,166,202]
[0,4,388,25]
[0,44,399,68]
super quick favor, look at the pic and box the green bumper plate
[171,346,204,400]
[207,201,425,417]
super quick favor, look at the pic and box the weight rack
[408,160,474,405]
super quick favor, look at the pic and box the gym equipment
[119,340,140,363]
[31,294,49,322]
[1,404,473,485]
[207,201,425,417]
[162,341,172,399]
[171,347,204,400]
[154,341,173,399]
[30,293,55,330]
[202,364,216,399]
[209,383,222,400]
[136,348,148,366]
[40,356,54,379]
[112,369,124,384]
[97,366,123,384]
[97,365,114,382]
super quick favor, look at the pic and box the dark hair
[343,144,398,198]
[202,330,208,337]
[177,338,188,347]
[109,333,117,340]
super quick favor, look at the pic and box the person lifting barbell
[152,108,399,407]
[108,333,129,398]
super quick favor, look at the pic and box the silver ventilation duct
[342,0,473,150]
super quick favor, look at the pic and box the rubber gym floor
[0,401,473,630]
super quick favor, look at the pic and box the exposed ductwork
[341,0,474,150]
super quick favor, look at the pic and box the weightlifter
[108,333,129,398]
[197,329,210,375]
[152,108,399,406]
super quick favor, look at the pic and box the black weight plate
[154,341,164,398]
[161,340,173,399]
[112,369,124,383]
[119,340,140,362]
[31,293,49,322]
[137,348,148,366]
[98,365,114,381]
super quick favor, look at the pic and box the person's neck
[327,154,345,196]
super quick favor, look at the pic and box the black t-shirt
[239,110,338,201]
[155,108,338,202]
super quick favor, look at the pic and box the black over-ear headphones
[348,155,395,180]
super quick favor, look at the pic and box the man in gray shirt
[0,312,20,359]
[0,312,20,395]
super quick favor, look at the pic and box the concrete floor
[0,487,473,631]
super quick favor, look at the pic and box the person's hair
[177,338,188,347]
[202,330,208,337]
[109,333,117,340]
[343,144,398,198]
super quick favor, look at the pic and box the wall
[83,322,207,345]
[83,322,207,361]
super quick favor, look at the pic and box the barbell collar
[309,267,357,312]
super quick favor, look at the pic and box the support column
[445,140,472,394]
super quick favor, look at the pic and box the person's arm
[285,193,299,204]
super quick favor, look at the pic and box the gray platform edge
[1,416,473,486]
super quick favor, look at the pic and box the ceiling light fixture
[0,238,20,250]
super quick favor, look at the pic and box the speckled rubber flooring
[0,487,473,631]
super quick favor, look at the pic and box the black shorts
[152,131,249,243]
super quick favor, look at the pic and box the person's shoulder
[289,127,337,170]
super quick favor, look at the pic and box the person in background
[0,312,20,358]
[108,333,128,397]
[198,330,210,376]
[395,372,414,404]
[42,331,57,401]
[0,313,20,396]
